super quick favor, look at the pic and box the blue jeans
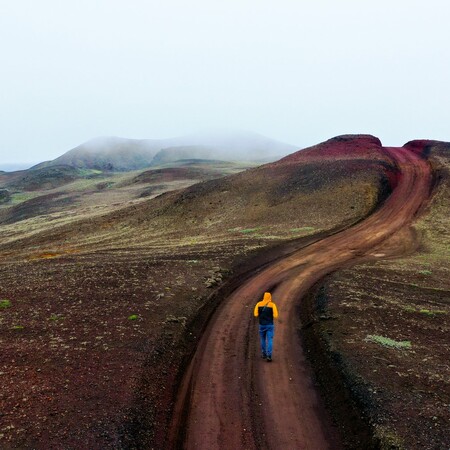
[259,324,274,357]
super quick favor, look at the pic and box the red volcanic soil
[278,135,402,191]
[168,145,433,449]
[0,135,447,449]
[278,134,384,162]
[403,139,449,157]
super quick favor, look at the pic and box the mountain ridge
[32,130,298,171]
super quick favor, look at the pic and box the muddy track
[167,147,432,449]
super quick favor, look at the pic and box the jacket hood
[263,292,272,304]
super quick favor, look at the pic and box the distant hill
[151,146,215,166]
[7,134,396,252]
[6,165,86,191]
[159,130,299,162]
[31,131,298,171]
[33,137,164,171]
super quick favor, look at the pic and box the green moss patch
[0,299,11,308]
[365,335,412,350]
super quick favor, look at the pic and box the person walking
[253,292,278,362]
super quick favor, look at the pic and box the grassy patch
[128,314,139,321]
[403,307,447,316]
[419,309,447,317]
[12,325,24,330]
[366,335,412,349]
[418,270,432,275]
[10,192,36,204]
[227,227,262,234]
[253,234,283,240]
[0,299,11,308]
[79,169,103,177]
[49,314,64,321]
[373,424,405,449]
[290,227,315,233]
[239,228,261,234]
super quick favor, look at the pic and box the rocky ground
[303,141,450,449]
[0,136,391,448]
[0,135,448,449]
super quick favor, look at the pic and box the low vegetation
[365,335,412,349]
[0,135,447,449]
[309,142,450,449]
[0,299,11,308]
[0,136,390,448]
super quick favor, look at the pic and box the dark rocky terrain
[0,189,10,204]
[301,140,450,449]
[0,135,448,449]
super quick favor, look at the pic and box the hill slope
[5,165,88,191]
[32,131,298,171]
[2,135,447,449]
[302,139,450,450]
[33,137,163,171]
[0,135,392,255]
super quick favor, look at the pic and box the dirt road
[168,147,432,449]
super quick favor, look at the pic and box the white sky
[0,0,449,164]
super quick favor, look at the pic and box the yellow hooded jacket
[253,292,278,325]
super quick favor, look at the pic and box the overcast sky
[0,0,449,166]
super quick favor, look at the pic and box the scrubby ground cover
[0,137,392,448]
[0,161,256,246]
[306,144,450,449]
[0,248,235,447]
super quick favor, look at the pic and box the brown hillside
[303,140,450,449]
[278,134,384,162]
[0,136,394,258]
[0,135,403,448]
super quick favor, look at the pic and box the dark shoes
[266,356,272,362]
[261,353,267,359]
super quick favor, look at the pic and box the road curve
[168,147,432,449]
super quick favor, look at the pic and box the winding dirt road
[168,147,432,449]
